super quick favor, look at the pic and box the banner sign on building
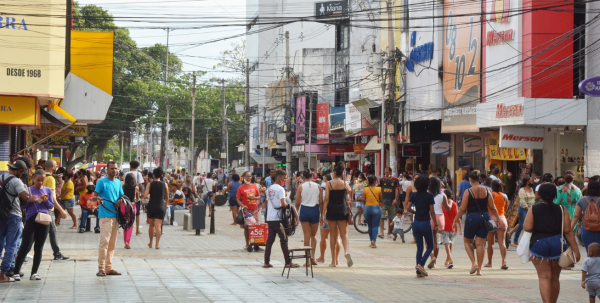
[499,126,544,149]
[317,155,336,161]
[353,143,375,154]
[315,0,349,20]
[489,133,526,161]
[402,145,422,157]
[0,96,40,126]
[442,0,481,132]
[295,96,306,144]
[344,152,360,161]
[305,144,329,154]
[33,124,88,137]
[317,103,330,143]
[431,140,450,155]
[328,145,354,156]
[344,103,361,134]
[330,107,345,131]
[463,137,482,154]
[579,76,600,97]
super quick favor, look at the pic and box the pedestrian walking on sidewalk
[454,170,501,276]
[572,180,600,252]
[225,174,242,225]
[237,171,262,252]
[58,171,78,229]
[406,174,438,277]
[13,170,53,281]
[322,163,353,267]
[441,189,461,268]
[122,174,138,249]
[485,180,509,269]
[93,162,125,277]
[316,174,341,264]
[263,170,297,268]
[143,167,169,250]
[295,170,323,265]
[362,175,382,248]
[427,176,451,269]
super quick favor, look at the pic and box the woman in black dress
[142,167,169,249]
[321,162,353,267]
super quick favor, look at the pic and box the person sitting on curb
[79,182,100,233]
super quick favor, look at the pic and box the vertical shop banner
[317,103,330,143]
[344,103,361,134]
[442,0,481,132]
[489,133,526,161]
[295,96,306,144]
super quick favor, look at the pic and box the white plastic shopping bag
[517,232,532,263]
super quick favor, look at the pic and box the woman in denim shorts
[316,175,341,264]
[524,183,580,303]
[453,171,501,276]
[58,171,78,229]
[295,171,322,265]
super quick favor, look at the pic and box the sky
[78,0,247,81]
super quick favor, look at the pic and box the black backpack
[0,176,16,220]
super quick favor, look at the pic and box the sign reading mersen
[0,0,66,99]
[315,0,349,19]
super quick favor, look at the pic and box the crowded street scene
[1,0,600,302]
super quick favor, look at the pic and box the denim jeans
[80,209,99,230]
[364,206,381,242]
[0,214,23,273]
[513,206,528,245]
[581,226,600,254]
[413,219,434,268]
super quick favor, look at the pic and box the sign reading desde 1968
[32,124,88,137]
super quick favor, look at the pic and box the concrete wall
[586,0,600,176]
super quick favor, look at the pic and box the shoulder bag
[345,182,353,225]
[31,189,51,225]
[559,205,577,267]
[470,188,498,233]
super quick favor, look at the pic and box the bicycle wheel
[353,210,368,234]
[402,205,415,234]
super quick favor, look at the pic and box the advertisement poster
[489,134,526,161]
[463,137,482,154]
[316,103,330,143]
[344,103,361,134]
[295,96,306,144]
[442,0,481,132]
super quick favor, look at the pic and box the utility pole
[245,59,250,171]
[129,127,135,162]
[135,121,140,161]
[190,73,197,175]
[218,79,226,172]
[163,28,174,170]
[205,127,210,172]
[387,0,398,176]
[120,131,125,169]
[308,94,314,170]
[285,31,292,177]
[150,110,156,165]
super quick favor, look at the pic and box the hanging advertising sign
[431,140,450,155]
[344,152,360,161]
[353,143,375,154]
[489,133,526,161]
[305,144,329,154]
[0,96,40,126]
[330,107,345,131]
[317,103,330,143]
[317,155,336,161]
[579,76,600,97]
[402,145,422,157]
[499,126,544,149]
[32,124,88,137]
[463,137,482,153]
[344,103,361,134]
[328,145,354,156]
[442,0,481,132]
[315,0,349,20]
[295,96,306,144]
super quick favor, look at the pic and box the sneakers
[13,274,20,281]
[94,228,100,234]
[79,228,84,233]
[30,273,41,280]
[6,270,23,278]
[53,254,70,261]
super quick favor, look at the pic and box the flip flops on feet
[446,263,454,269]
[427,258,436,269]
[345,253,353,267]
[470,266,479,275]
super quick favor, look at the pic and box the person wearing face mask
[555,174,582,220]
[582,177,590,196]
[236,171,262,252]
[512,177,535,247]
[534,173,554,204]
[531,171,542,189]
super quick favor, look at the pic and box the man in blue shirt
[265,169,275,190]
[456,174,472,206]
[92,162,124,277]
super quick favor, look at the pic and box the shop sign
[578,76,600,97]
[344,103,361,134]
[490,0,510,23]
[496,103,522,119]
[463,137,482,153]
[295,96,306,144]
[0,0,66,99]
[330,107,345,131]
[328,145,353,156]
[402,145,422,157]
[292,145,304,153]
[442,0,481,132]
[353,143,375,154]
[0,96,39,126]
[406,35,434,72]
[317,154,336,161]
[317,103,330,143]
[489,135,526,161]
[500,126,544,149]
[344,152,360,161]
[486,29,513,46]
[270,149,286,157]
[305,144,328,154]
[33,124,88,137]
[315,0,349,20]
[431,140,450,155]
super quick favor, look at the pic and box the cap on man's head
[8,160,28,172]
[87,182,94,186]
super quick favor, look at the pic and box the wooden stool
[282,246,314,278]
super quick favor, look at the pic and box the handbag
[32,196,52,226]
[235,208,245,225]
[559,205,577,267]
[345,182,353,225]
[470,189,498,233]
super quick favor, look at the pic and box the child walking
[390,209,405,243]
[441,190,461,269]
[582,242,600,302]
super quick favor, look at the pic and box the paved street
[0,204,587,302]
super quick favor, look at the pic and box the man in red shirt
[441,189,461,268]
[236,171,263,252]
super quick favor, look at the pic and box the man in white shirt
[200,173,216,215]
[123,160,144,235]
[263,170,296,268]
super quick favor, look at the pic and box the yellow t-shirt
[61,180,74,200]
[43,173,56,211]
[455,168,465,185]
[363,186,382,206]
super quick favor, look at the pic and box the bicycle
[353,206,414,235]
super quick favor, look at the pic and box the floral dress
[555,184,582,218]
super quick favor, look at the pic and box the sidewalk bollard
[210,206,215,234]
[191,204,205,235]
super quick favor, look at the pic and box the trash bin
[192,204,206,233]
